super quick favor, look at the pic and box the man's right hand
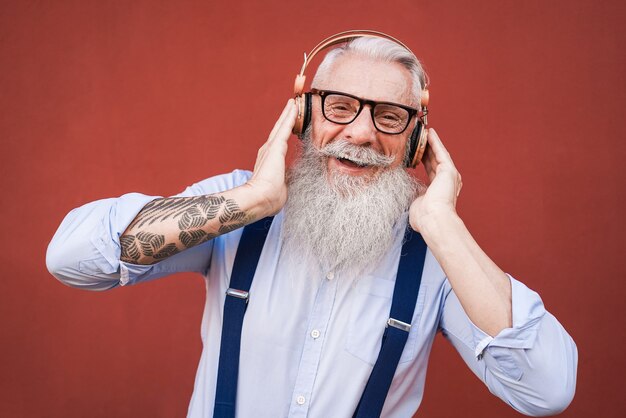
[244,99,298,217]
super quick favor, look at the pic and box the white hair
[311,37,428,107]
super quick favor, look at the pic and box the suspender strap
[213,217,274,418]
[353,229,428,418]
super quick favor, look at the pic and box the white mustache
[319,139,395,168]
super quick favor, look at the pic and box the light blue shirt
[47,170,577,417]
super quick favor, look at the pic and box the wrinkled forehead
[313,54,415,107]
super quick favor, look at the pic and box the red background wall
[1,1,624,417]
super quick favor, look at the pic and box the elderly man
[47,35,577,418]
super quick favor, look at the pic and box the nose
[342,105,377,146]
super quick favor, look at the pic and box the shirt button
[311,329,321,339]
[296,395,306,405]
[326,271,335,280]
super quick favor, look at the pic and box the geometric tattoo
[120,195,246,264]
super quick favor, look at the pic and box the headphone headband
[297,30,416,79]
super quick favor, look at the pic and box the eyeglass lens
[323,93,410,134]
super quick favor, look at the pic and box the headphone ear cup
[406,121,422,168]
[292,93,312,139]
[293,95,304,137]
[300,92,312,139]
[408,122,429,168]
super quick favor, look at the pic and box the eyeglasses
[311,88,420,135]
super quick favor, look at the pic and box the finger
[267,99,297,143]
[254,144,268,171]
[266,99,296,141]
[422,136,440,177]
[427,128,454,166]
[421,146,437,183]
[255,101,296,172]
[271,100,298,145]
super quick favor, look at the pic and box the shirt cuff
[471,275,546,379]
[90,192,161,280]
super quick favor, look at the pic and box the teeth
[338,157,368,167]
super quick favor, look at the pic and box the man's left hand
[409,128,463,232]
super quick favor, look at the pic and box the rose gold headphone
[291,30,430,168]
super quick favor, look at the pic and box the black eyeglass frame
[310,88,422,135]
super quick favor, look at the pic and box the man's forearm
[120,185,267,265]
[419,209,512,336]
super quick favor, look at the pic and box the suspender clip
[387,318,411,332]
[226,288,249,302]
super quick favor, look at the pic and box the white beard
[281,131,422,274]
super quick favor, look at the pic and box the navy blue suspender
[353,228,427,418]
[213,218,427,418]
[213,217,274,418]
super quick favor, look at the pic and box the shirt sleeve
[439,274,578,416]
[46,169,252,291]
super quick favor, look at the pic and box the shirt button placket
[287,274,340,417]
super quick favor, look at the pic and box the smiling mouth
[336,157,370,168]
